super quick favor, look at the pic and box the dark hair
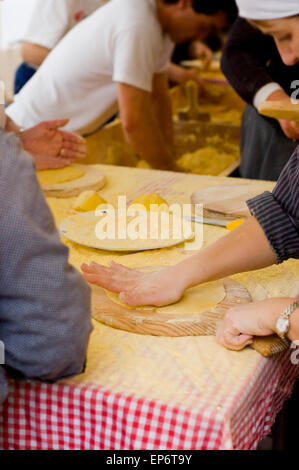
[163,0,238,26]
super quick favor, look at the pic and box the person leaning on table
[8,0,216,93]
[81,0,299,350]
[221,3,299,181]
[6,0,108,94]
[0,129,93,406]
[5,0,238,171]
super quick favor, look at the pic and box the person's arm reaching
[222,17,299,140]
[167,63,204,88]
[216,297,299,351]
[112,21,177,170]
[221,17,280,105]
[82,216,276,308]
[117,82,177,170]
[188,41,213,67]
[5,116,87,169]
[152,72,174,149]
[81,147,299,308]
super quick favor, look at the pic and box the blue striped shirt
[247,145,299,264]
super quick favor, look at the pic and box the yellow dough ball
[37,166,85,185]
[136,160,152,169]
[130,193,169,212]
[74,191,107,212]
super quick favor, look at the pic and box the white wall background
[0,0,24,100]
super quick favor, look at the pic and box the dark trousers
[14,62,36,95]
[240,104,298,181]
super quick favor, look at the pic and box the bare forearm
[5,116,20,132]
[21,41,50,67]
[123,111,175,170]
[168,63,187,84]
[172,216,277,289]
[152,93,173,149]
[118,82,176,170]
[152,72,174,150]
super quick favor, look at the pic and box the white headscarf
[236,0,299,20]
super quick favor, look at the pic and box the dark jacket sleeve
[0,131,93,384]
[221,17,281,104]
[247,146,299,263]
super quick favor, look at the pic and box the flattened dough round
[37,166,85,185]
[106,280,225,315]
[60,212,193,251]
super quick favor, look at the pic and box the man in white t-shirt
[6,0,236,170]
[7,0,107,93]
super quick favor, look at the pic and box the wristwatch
[275,300,299,339]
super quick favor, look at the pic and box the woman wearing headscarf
[221,1,299,181]
[82,1,299,352]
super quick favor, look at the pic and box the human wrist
[166,263,192,293]
[169,255,206,292]
[263,297,296,333]
[18,128,28,149]
[266,89,290,103]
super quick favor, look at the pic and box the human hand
[81,261,186,307]
[266,89,299,140]
[180,68,204,89]
[189,41,213,69]
[20,119,87,170]
[216,298,291,351]
[278,119,299,140]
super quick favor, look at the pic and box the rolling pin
[258,101,299,122]
[178,80,211,122]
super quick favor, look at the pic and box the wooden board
[92,278,250,337]
[250,335,289,357]
[92,276,287,357]
[41,164,106,198]
[191,182,275,220]
[92,277,286,356]
[259,101,299,122]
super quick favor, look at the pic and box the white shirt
[253,83,283,109]
[2,0,107,47]
[6,0,174,134]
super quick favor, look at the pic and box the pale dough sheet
[61,212,193,251]
[37,166,85,186]
[106,280,225,315]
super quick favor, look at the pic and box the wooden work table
[1,165,298,450]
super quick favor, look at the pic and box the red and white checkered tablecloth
[0,343,298,450]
